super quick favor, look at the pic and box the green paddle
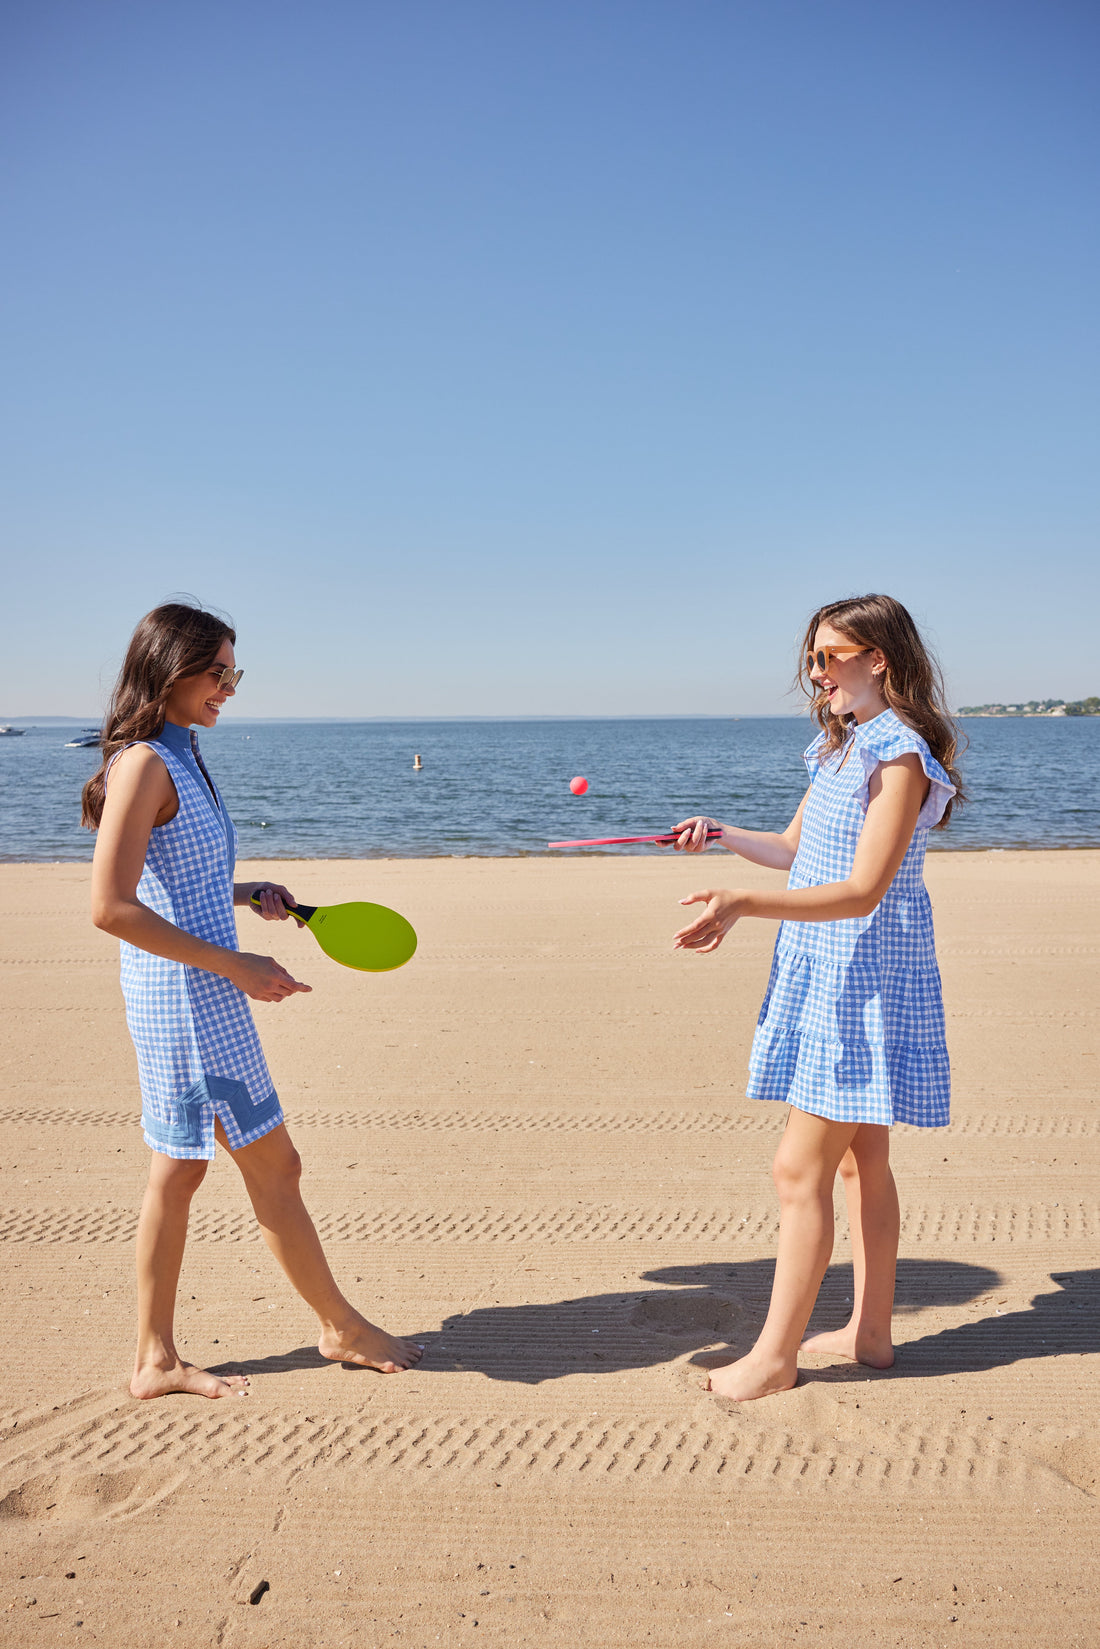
[250,891,417,972]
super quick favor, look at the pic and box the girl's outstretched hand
[228,951,312,1002]
[671,816,723,852]
[673,889,745,953]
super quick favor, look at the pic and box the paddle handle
[249,889,317,924]
[654,828,724,845]
[547,828,724,848]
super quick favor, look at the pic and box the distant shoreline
[959,699,1098,718]
[958,712,1098,719]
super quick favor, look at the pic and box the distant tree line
[957,697,1100,716]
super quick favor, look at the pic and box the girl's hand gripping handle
[671,816,725,853]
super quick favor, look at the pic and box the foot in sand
[130,1359,250,1400]
[318,1313,424,1373]
[705,1350,797,1402]
[800,1326,895,1368]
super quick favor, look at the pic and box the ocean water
[1,715,1097,863]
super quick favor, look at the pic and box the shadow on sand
[211,1264,1099,1388]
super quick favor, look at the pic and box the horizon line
[2,711,814,725]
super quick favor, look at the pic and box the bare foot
[800,1326,895,1369]
[318,1314,424,1373]
[705,1350,797,1402]
[130,1359,250,1401]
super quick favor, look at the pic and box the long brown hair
[796,593,965,826]
[81,602,236,828]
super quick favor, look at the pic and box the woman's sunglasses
[806,646,869,675]
[211,665,244,690]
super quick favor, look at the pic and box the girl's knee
[849,1126,892,1178]
[772,1145,820,1201]
[837,1147,860,1184]
[772,1128,849,1201]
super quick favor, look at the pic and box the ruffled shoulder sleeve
[803,730,828,782]
[853,712,955,830]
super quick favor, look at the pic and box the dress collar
[158,720,195,757]
[848,707,897,741]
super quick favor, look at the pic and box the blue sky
[2,0,1097,717]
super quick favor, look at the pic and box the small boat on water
[0,725,27,736]
[65,728,102,748]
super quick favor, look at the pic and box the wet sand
[1,851,1097,1646]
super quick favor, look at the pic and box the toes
[324,1335,421,1372]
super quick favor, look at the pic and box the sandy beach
[1,851,1097,1646]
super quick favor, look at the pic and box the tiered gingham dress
[114,724,283,1158]
[747,709,955,1127]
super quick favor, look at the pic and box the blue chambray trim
[141,1075,281,1154]
[206,1073,281,1135]
[141,1077,210,1153]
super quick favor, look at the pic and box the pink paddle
[547,829,723,848]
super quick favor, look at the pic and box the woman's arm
[674,754,928,952]
[671,789,811,872]
[91,746,310,1002]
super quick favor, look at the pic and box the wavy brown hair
[81,602,236,829]
[795,593,965,827]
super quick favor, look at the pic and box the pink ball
[570,776,589,796]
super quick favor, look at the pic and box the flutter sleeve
[803,730,828,782]
[854,720,956,830]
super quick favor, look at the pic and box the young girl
[672,593,962,1402]
[85,602,422,1399]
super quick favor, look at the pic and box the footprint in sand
[0,1465,184,1525]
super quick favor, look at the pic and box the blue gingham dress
[747,709,955,1127]
[113,729,283,1158]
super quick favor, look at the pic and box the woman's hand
[671,816,724,853]
[237,881,298,920]
[673,888,745,953]
[226,951,312,1002]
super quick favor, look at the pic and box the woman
[85,602,421,1399]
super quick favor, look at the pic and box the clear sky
[2,0,1097,718]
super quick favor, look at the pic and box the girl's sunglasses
[211,665,244,689]
[806,646,869,674]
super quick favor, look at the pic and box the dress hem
[747,1088,950,1130]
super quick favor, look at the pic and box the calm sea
[1,716,1097,863]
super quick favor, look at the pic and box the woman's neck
[852,697,889,726]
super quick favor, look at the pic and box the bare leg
[131,1152,250,1399]
[801,1123,897,1367]
[707,1109,858,1401]
[222,1122,422,1372]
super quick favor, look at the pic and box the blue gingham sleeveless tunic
[747,709,954,1127]
[114,728,283,1158]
